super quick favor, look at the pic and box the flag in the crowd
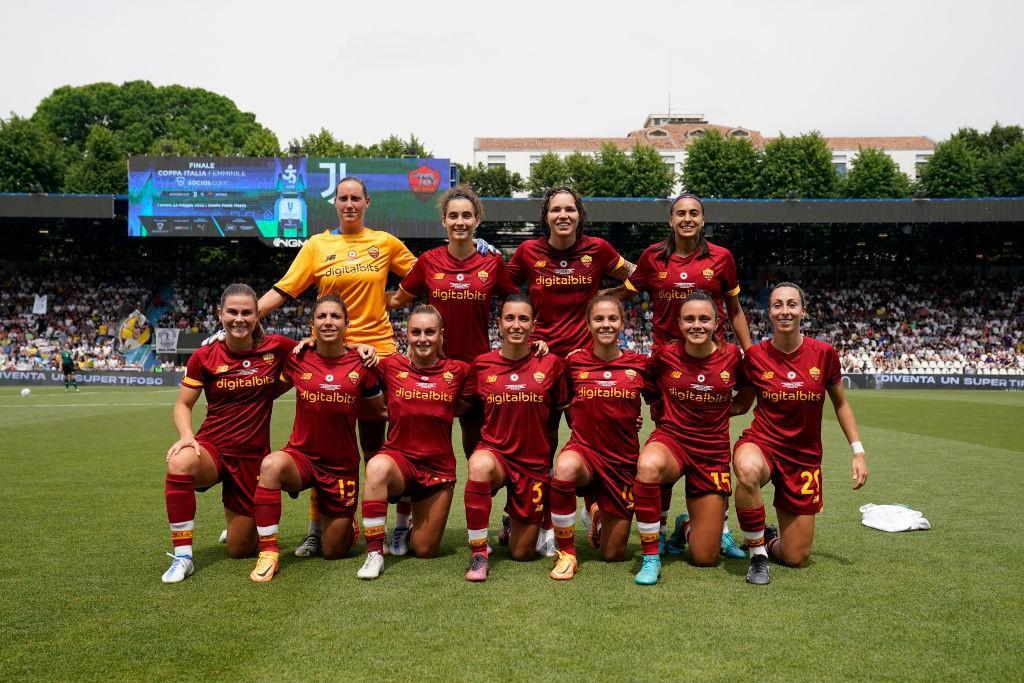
[32,294,47,315]
[118,309,152,352]
[154,328,181,354]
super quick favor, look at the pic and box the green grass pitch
[2,387,1022,680]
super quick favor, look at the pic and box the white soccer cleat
[218,529,227,544]
[388,525,410,556]
[161,552,195,584]
[536,528,558,558]
[357,551,385,580]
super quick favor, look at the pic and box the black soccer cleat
[746,553,771,585]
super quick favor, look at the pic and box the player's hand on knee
[167,436,200,462]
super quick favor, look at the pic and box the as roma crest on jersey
[809,367,821,380]
[368,246,380,259]
[581,255,593,265]
[347,371,361,384]
[443,371,455,384]
[408,165,441,203]
[720,370,731,382]
[625,368,637,380]
[702,268,715,280]
[262,353,275,363]
[477,269,489,281]
[533,371,546,383]
[301,372,313,381]
[216,364,229,374]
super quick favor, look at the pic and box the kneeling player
[161,284,293,583]
[633,292,748,585]
[549,295,653,579]
[249,295,385,582]
[732,283,868,585]
[460,295,568,581]
[357,305,471,579]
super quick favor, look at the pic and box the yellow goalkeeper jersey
[274,227,417,354]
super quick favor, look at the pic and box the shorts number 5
[531,481,544,504]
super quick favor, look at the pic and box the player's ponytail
[659,193,710,263]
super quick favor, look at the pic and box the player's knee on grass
[778,543,811,568]
[226,533,257,559]
[410,535,440,559]
[689,536,720,567]
[600,544,627,562]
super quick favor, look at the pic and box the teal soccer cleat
[635,554,662,586]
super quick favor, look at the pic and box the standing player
[60,345,79,392]
[632,292,749,585]
[389,186,518,457]
[161,284,294,583]
[256,176,415,558]
[460,294,568,581]
[356,305,471,579]
[732,283,868,585]
[507,186,635,554]
[249,295,385,582]
[548,295,653,580]
[613,193,751,558]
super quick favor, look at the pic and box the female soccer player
[548,295,653,580]
[732,282,868,585]
[632,292,749,585]
[256,176,413,557]
[460,294,568,581]
[161,284,294,583]
[60,345,79,392]
[614,193,751,558]
[507,186,635,554]
[389,186,518,457]
[356,304,471,579]
[249,295,385,582]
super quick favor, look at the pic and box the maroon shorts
[646,430,732,498]
[376,449,456,503]
[284,447,358,519]
[477,446,548,525]
[734,436,823,515]
[198,440,264,517]
[561,441,636,520]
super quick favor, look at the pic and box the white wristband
[850,441,865,455]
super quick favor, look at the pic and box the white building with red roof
[473,114,935,195]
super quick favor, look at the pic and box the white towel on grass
[859,504,931,532]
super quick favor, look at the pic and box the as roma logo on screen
[408,165,441,203]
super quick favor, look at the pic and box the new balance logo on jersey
[323,253,336,263]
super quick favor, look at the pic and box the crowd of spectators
[3,266,1022,376]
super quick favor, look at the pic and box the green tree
[63,125,126,194]
[527,152,568,196]
[919,138,983,197]
[629,144,675,197]
[756,132,837,198]
[564,152,597,195]
[983,139,1024,197]
[840,147,912,198]
[589,143,632,197]
[947,123,1024,195]
[456,162,524,197]
[0,115,67,192]
[242,128,281,156]
[680,129,759,198]
[286,128,349,156]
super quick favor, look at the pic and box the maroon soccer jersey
[399,248,518,362]
[507,235,625,356]
[462,350,568,475]
[649,341,745,462]
[625,241,740,347]
[282,349,382,475]
[563,348,653,469]
[181,335,294,458]
[378,354,470,480]
[740,337,843,467]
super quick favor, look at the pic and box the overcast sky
[2,0,1021,163]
